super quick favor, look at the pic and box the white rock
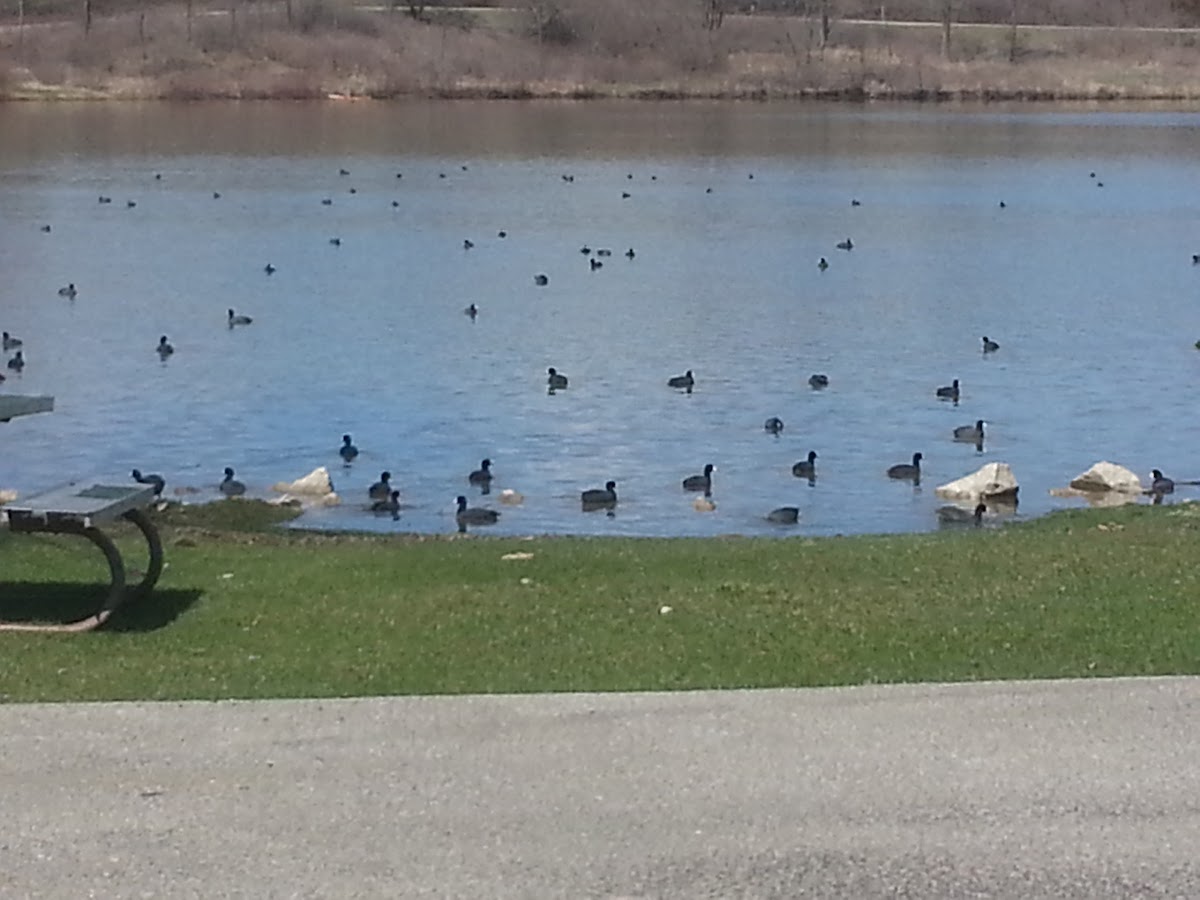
[0,488,17,505]
[936,462,1019,503]
[272,466,335,496]
[1068,461,1143,494]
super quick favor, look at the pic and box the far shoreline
[5,6,1200,106]
[6,82,1200,105]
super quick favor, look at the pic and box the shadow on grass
[0,582,203,632]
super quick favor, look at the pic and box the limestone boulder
[273,466,335,497]
[936,462,1019,503]
[1068,461,1142,494]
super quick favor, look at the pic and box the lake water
[2,100,1199,539]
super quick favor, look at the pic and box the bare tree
[1171,0,1200,24]
[1007,0,1019,62]
[703,0,726,31]
[940,0,954,59]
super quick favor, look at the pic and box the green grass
[2,501,1198,702]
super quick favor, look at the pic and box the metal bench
[1,481,164,633]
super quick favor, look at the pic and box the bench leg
[0,524,128,633]
[122,508,164,596]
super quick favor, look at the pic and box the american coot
[469,458,493,486]
[372,490,401,519]
[456,495,500,532]
[792,450,818,480]
[339,434,359,464]
[668,370,695,392]
[582,481,618,509]
[818,257,829,271]
[131,468,165,496]
[368,471,392,501]
[228,308,253,326]
[936,379,960,400]
[953,420,985,443]
[764,417,785,435]
[463,239,474,250]
[808,374,829,389]
[464,303,478,319]
[58,283,77,299]
[156,336,174,357]
[264,263,276,275]
[887,452,923,481]
[547,367,569,390]
[682,464,715,493]
[2,332,21,350]
[1150,469,1175,495]
[767,506,800,524]
[220,467,246,497]
[936,502,987,526]
[590,258,603,271]
[836,238,853,251]
[6,351,24,372]
[982,336,999,353]
[534,274,549,286]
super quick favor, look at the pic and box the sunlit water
[2,101,1199,538]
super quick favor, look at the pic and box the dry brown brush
[3,0,1200,100]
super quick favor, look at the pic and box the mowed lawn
[1,501,1198,702]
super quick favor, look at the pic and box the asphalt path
[3,677,1199,898]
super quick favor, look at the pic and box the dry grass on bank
[2,1,1200,100]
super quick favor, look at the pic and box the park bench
[1,394,164,632]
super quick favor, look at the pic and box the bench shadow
[0,582,202,633]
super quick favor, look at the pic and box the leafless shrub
[294,0,382,36]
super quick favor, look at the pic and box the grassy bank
[1,501,1198,703]
[4,2,1200,101]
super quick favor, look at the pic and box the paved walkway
[3,677,1199,898]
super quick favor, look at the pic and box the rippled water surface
[2,100,1199,537]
